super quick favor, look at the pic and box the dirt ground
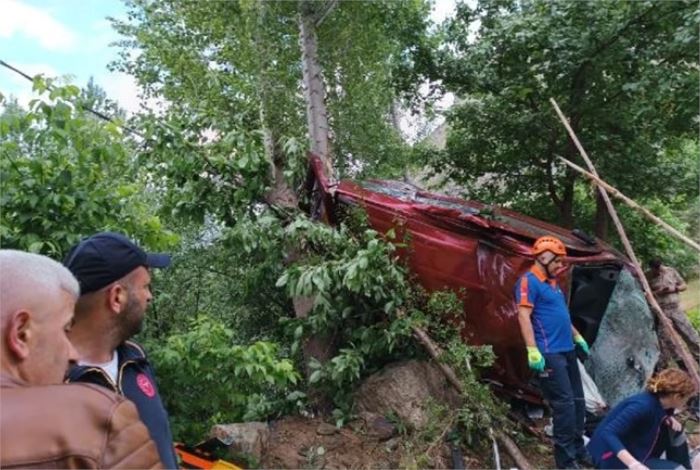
[260,414,554,469]
[259,413,700,469]
[261,415,404,469]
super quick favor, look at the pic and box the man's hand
[574,334,590,355]
[526,346,545,372]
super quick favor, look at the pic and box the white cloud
[431,0,457,24]
[97,71,167,116]
[0,0,78,51]
[98,71,141,114]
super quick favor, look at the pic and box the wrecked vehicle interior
[308,154,660,409]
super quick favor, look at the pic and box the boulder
[365,414,396,441]
[316,422,338,436]
[210,421,270,461]
[354,360,461,431]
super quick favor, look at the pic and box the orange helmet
[532,236,567,256]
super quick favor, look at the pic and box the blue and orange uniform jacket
[514,264,574,353]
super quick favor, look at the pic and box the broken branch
[398,310,534,470]
[555,155,700,253]
[550,98,700,390]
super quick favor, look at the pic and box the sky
[2,0,141,112]
[1,0,455,120]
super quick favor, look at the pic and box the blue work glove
[574,334,590,355]
[526,346,545,372]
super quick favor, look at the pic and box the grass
[680,277,699,331]
[688,306,700,331]
[680,277,699,311]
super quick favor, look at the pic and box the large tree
[110,0,435,407]
[111,0,433,225]
[430,0,698,238]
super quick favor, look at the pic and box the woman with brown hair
[587,368,696,469]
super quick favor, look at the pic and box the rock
[363,414,395,441]
[347,418,364,433]
[384,437,401,452]
[354,360,461,431]
[321,435,344,451]
[316,423,338,436]
[210,422,270,461]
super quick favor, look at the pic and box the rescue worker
[63,232,178,468]
[0,250,162,468]
[646,259,699,355]
[515,235,592,469]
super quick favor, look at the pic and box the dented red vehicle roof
[309,153,630,402]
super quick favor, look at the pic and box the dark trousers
[647,426,691,470]
[540,350,587,469]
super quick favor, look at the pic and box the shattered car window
[585,269,659,407]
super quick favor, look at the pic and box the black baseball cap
[63,232,171,294]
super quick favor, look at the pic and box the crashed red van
[308,153,661,407]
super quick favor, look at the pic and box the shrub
[145,315,302,443]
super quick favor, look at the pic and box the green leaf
[308,370,322,384]
[28,241,44,253]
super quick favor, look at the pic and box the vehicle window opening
[569,264,621,345]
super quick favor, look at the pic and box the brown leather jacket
[0,374,163,469]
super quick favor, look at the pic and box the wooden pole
[400,311,534,470]
[550,98,700,389]
[556,155,700,253]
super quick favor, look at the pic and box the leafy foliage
[145,314,301,443]
[9,1,693,456]
[429,0,698,235]
[419,290,508,449]
[276,217,420,413]
[275,216,510,438]
[146,214,290,342]
[689,307,700,332]
[109,0,434,226]
[0,80,175,256]
[316,0,435,177]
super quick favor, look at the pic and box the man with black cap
[63,232,178,469]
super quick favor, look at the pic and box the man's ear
[106,284,128,314]
[6,310,32,360]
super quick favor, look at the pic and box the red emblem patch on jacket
[136,373,156,398]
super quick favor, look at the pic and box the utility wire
[1,59,145,139]
[1,59,223,177]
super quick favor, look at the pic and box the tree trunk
[299,1,331,173]
[559,169,575,228]
[390,101,402,134]
[545,151,575,228]
[251,1,334,411]
[298,0,336,412]
[254,2,298,211]
[594,190,610,240]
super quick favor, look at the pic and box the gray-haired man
[0,249,161,468]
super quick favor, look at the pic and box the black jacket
[66,341,177,469]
